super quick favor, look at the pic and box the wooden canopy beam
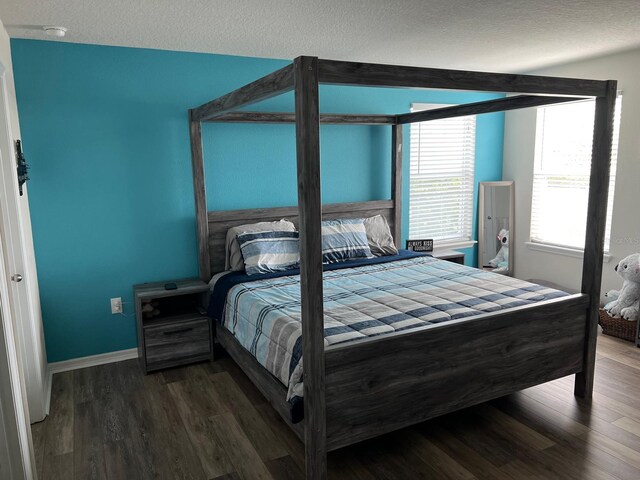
[191,64,294,121]
[396,95,586,124]
[318,59,608,97]
[204,95,586,126]
[206,111,395,125]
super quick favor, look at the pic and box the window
[409,104,476,247]
[530,95,622,252]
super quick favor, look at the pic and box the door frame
[0,64,33,473]
[0,51,48,423]
[0,57,39,478]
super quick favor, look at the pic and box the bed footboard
[323,294,589,451]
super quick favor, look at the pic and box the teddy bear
[604,253,640,321]
[488,229,509,273]
[603,289,619,307]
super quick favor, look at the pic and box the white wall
[503,48,640,299]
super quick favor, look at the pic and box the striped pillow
[236,230,300,275]
[321,219,373,263]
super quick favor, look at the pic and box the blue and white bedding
[209,252,567,420]
[321,218,372,263]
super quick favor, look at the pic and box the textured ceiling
[2,0,640,72]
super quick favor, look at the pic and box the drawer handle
[163,327,193,336]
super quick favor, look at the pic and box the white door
[0,402,10,479]
[0,211,34,478]
[0,59,48,422]
[0,294,34,479]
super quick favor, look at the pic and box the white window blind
[409,104,476,245]
[531,95,622,252]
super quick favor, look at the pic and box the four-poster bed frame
[188,56,616,479]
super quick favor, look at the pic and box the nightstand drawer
[144,317,211,369]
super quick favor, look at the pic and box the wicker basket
[599,309,638,342]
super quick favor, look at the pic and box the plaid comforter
[218,255,567,402]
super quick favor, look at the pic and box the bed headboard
[190,112,402,280]
[207,200,396,274]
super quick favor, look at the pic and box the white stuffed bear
[603,289,620,306]
[604,253,640,321]
[488,229,509,273]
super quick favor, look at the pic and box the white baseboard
[44,348,138,412]
[48,348,138,375]
[43,371,52,416]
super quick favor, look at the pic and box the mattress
[209,252,568,419]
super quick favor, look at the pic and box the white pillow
[225,219,296,271]
[362,215,398,256]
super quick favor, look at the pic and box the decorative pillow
[236,230,300,275]
[362,215,398,256]
[321,219,373,263]
[225,219,296,271]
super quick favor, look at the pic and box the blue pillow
[236,230,300,275]
[321,219,373,263]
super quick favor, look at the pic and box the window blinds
[409,104,476,245]
[530,96,621,251]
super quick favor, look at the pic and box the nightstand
[432,249,465,265]
[134,278,212,373]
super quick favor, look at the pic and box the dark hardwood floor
[33,333,640,479]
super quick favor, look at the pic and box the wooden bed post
[575,80,618,399]
[391,124,403,246]
[294,56,327,479]
[188,110,211,281]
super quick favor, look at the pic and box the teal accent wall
[11,40,504,362]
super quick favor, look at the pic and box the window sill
[525,241,611,263]
[435,240,477,250]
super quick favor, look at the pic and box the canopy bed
[188,57,616,480]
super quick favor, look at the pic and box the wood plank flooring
[33,333,640,479]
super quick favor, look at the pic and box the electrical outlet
[110,297,123,315]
